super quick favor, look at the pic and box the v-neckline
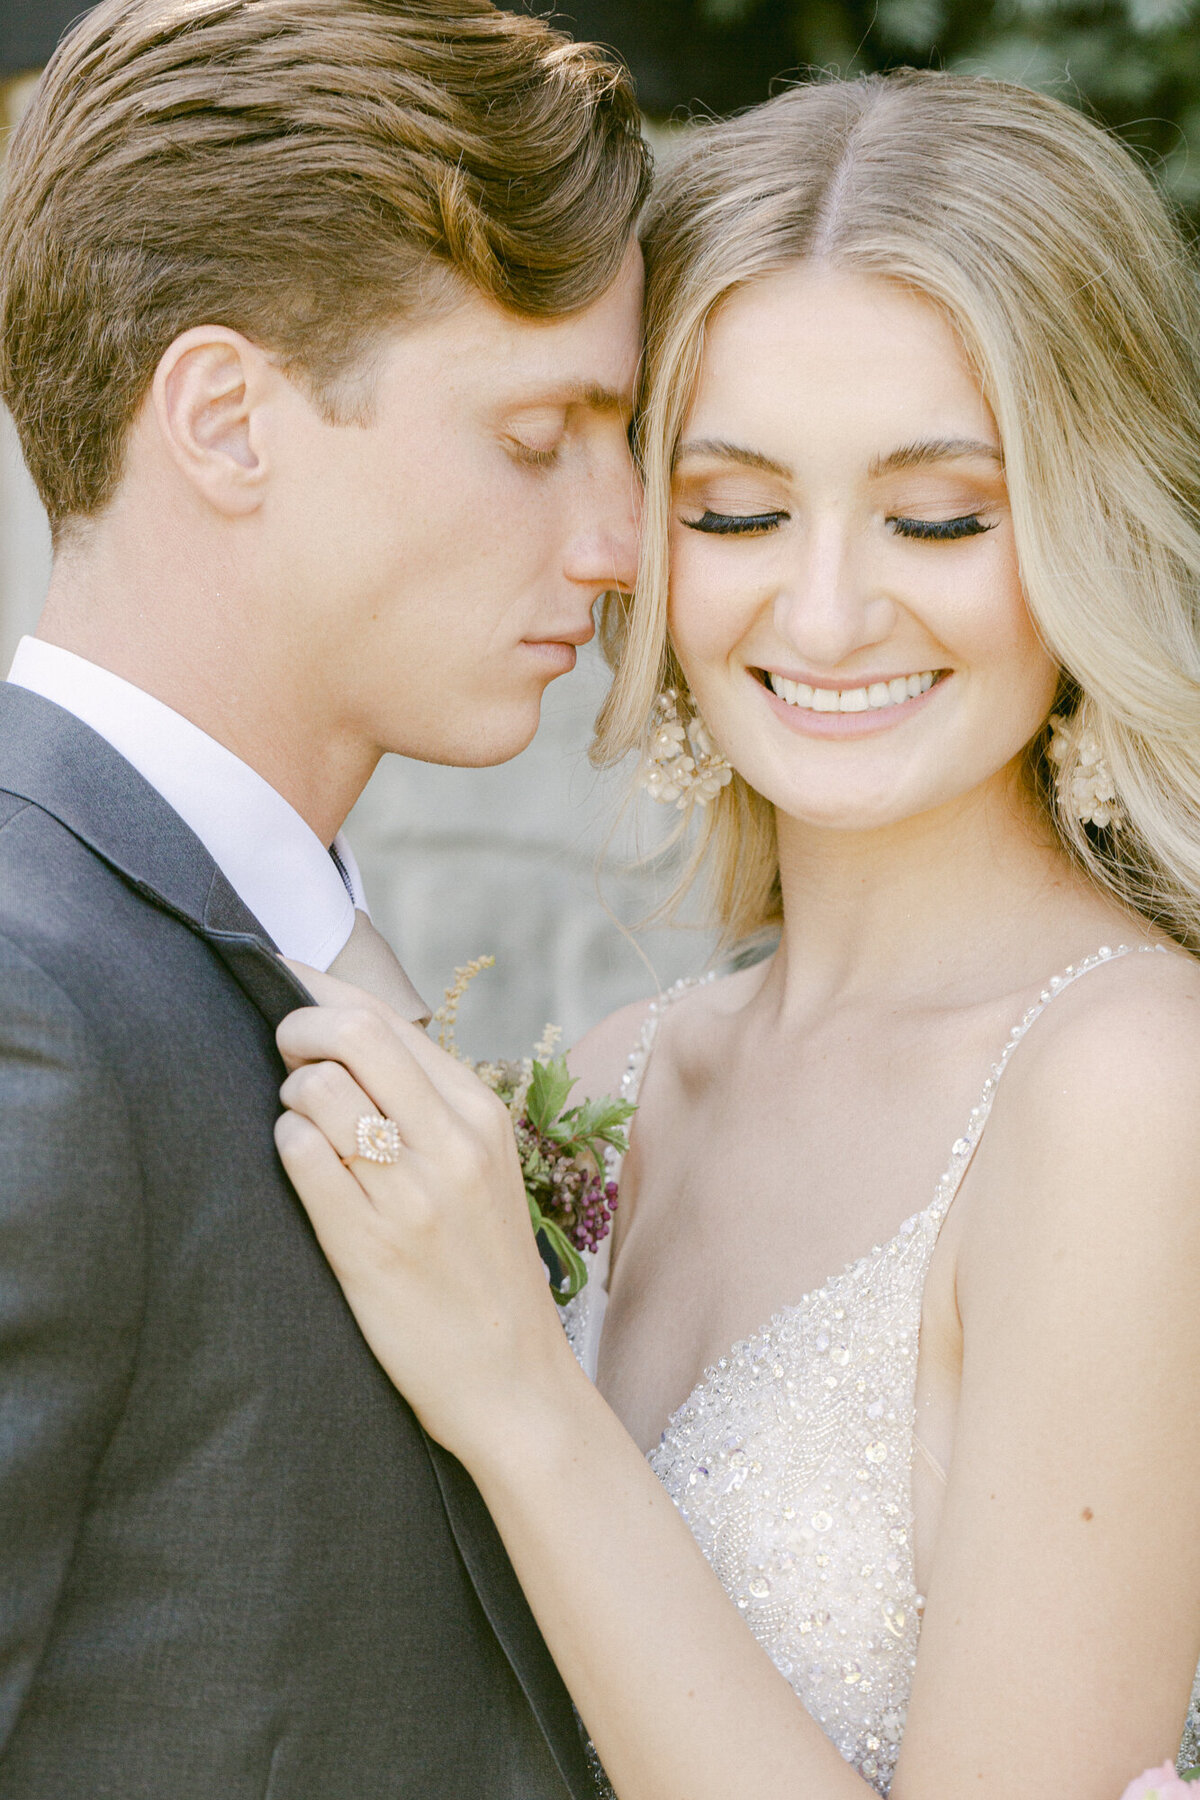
[597,943,1160,1450]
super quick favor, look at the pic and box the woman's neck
[766,767,1097,1015]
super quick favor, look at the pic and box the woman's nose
[772,523,894,669]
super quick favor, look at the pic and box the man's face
[269,242,643,767]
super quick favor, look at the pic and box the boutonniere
[434,958,635,1304]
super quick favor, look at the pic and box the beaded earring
[1047,711,1124,830]
[639,688,733,809]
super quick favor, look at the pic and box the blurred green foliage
[541,0,1200,222]
[698,0,1200,213]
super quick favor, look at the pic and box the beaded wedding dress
[564,944,1200,1795]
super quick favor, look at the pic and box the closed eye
[683,509,788,536]
[889,513,994,541]
[511,441,562,470]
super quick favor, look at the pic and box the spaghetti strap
[619,971,716,1112]
[928,941,1168,1231]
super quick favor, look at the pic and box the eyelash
[682,510,994,540]
[683,510,786,536]
[890,514,994,541]
[511,441,561,470]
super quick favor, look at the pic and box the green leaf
[1180,1768,1200,1783]
[526,1055,576,1135]
[568,1095,638,1139]
[536,1215,588,1305]
[548,1096,636,1162]
[588,1114,636,1155]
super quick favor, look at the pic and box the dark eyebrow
[673,437,792,477]
[870,437,1003,477]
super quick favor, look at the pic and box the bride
[274,71,1200,1798]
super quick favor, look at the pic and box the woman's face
[668,264,1059,835]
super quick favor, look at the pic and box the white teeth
[768,670,940,713]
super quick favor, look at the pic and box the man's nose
[564,453,641,596]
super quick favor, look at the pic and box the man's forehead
[421,248,642,409]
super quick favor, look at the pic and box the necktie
[327,909,432,1027]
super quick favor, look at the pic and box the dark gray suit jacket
[0,682,591,1800]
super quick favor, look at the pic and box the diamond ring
[342,1112,403,1166]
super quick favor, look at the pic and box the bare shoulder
[1001,944,1200,1131]
[962,944,1200,1285]
[567,996,657,1104]
[567,960,767,1105]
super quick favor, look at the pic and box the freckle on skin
[1081,1506,1094,1521]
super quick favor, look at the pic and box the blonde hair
[0,0,650,531]
[595,71,1200,953]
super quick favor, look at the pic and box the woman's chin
[756,774,944,837]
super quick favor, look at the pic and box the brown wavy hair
[0,0,651,532]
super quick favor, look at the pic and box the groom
[0,1,646,1794]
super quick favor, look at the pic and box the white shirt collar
[6,636,365,969]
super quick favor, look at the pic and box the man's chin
[385,704,545,770]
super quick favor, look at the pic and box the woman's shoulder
[964,942,1200,1269]
[568,961,768,1103]
[1002,941,1200,1118]
[568,995,659,1103]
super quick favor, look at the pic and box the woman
[274,72,1200,1797]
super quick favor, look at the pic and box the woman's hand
[274,968,576,1458]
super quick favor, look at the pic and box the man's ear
[151,326,277,517]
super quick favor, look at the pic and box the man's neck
[36,580,377,846]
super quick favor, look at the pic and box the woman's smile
[757,666,947,736]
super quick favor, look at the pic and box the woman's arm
[273,966,1200,1800]
[895,966,1200,1795]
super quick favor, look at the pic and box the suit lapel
[0,683,312,1028]
[0,681,594,1793]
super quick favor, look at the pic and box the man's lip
[524,622,596,649]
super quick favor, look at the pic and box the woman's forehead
[684,268,998,474]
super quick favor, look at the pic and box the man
[0,1,647,1793]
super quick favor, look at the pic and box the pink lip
[757,670,949,737]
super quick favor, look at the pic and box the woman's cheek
[668,550,753,668]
